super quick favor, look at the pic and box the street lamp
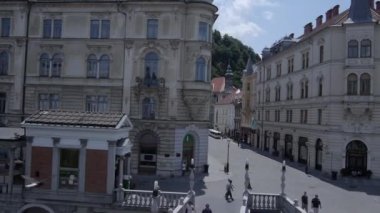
[225,139,230,173]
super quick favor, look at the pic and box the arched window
[51,54,62,77]
[99,55,110,78]
[195,57,206,81]
[144,52,159,86]
[348,40,358,58]
[142,97,156,119]
[347,73,358,95]
[360,39,371,58]
[87,54,97,78]
[39,53,50,76]
[360,73,370,96]
[0,51,8,75]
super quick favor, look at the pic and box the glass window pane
[53,19,62,38]
[90,20,99,38]
[59,149,79,190]
[198,22,208,41]
[1,18,11,37]
[99,55,110,78]
[101,20,110,39]
[0,93,6,114]
[97,96,108,112]
[196,57,206,81]
[39,94,50,110]
[39,53,50,76]
[0,51,8,75]
[43,19,52,38]
[50,94,60,110]
[51,54,62,77]
[86,95,98,112]
[147,19,158,39]
[87,54,97,78]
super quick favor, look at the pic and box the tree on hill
[212,30,261,88]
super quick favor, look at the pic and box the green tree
[212,30,261,88]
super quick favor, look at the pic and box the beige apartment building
[256,0,380,179]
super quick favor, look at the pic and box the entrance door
[285,135,293,160]
[182,134,195,170]
[138,132,158,174]
[346,140,367,172]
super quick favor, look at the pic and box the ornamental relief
[40,44,63,52]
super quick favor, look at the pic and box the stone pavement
[133,137,380,213]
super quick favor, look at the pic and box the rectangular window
[198,22,208,41]
[247,83,250,91]
[302,52,309,69]
[53,19,62,38]
[286,110,292,123]
[90,20,100,38]
[101,20,110,39]
[288,58,294,73]
[275,110,280,122]
[0,93,5,114]
[319,45,324,63]
[276,63,281,77]
[318,80,323,96]
[147,19,158,39]
[266,67,271,80]
[43,19,62,38]
[43,19,52,38]
[39,94,60,110]
[318,109,322,125]
[265,110,270,121]
[1,18,10,37]
[265,89,270,102]
[300,110,308,124]
[59,149,79,190]
[258,91,261,104]
[86,95,108,112]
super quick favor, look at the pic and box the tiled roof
[23,111,129,129]
[211,77,225,93]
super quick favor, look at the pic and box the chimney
[377,1,380,12]
[316,15,323,27]
[326,9,332,21]
[369,0,374,8]
[304,22,313,35]
[332,5,340,17]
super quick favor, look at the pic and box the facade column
[51,137,60,190]
[8,148,15,194]
[79,139,87,193]
[25,136,33,176]
[107,140,117,194]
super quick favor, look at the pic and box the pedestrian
[202,203,212,213]
[311,194,321,213]
[301,192,308,212]
[225,179,234,201]
[182,161,186,176]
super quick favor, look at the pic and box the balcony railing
[240,192,306,213]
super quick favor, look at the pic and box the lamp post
[226,138,230,173]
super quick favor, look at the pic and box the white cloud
[263,11,273,20]
[213,0,277,44]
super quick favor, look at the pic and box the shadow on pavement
[232,139,380,196]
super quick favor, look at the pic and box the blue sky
[213,0,350,55]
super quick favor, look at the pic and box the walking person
[301,192,308,212]
[311,195,321,213]
[225,179,234,201]
[202,204,212,213]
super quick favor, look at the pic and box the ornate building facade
[0,0,218,179]
[256,0,380,178]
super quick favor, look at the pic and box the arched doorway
[18,204,55,213]
[182,134,195,170]
[138,131,159,174]
[298,137,308,164]
[264,131,269,151]
[315,139,323,170]
[346,140,367,172]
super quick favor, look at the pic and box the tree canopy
[212,30,261,88]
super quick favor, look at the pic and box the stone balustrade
[168,191,195,213]
[240,191,306,213]
[116,188,189,210]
